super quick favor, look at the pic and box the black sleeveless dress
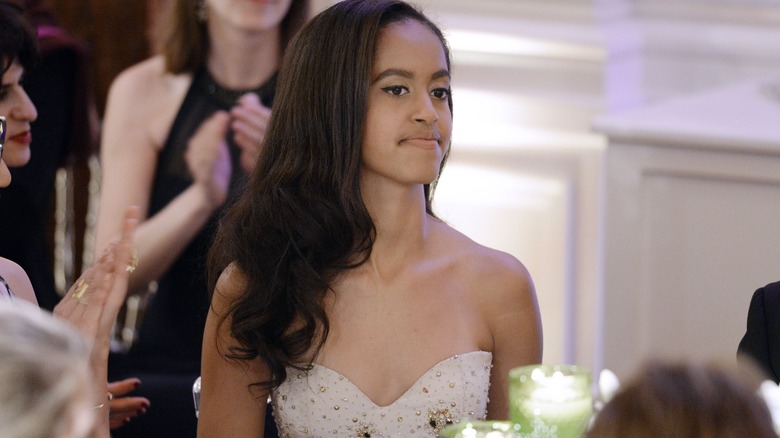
[108,67,278,438]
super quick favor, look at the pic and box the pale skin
[94,0,283,291]
[0,56,149,428]
[198,19,543,437]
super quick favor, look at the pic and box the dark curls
[207,0,452,392]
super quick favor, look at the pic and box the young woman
[199,1,543,436]
[93,1,309,435]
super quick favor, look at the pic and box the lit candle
[509,365,593,438]
[438,420,522,438]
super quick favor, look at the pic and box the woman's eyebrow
[373,68,413,83]
[373,68,451,83]
[431,69,450,81]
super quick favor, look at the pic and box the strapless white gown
[271,351,492,437]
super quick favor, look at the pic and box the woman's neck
[363,184,432,273]
[205,25,281,90]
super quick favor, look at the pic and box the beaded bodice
[271,351,492,437]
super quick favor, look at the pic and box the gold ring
[72,279,89,305]
[126,248,138,273]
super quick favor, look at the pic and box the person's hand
[231,92,271,173]
[54,207,138,437]
[53,206,139,346]
[107,378,150,429]
[185,111,232,208]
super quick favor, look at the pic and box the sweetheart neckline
[290,350,492,409]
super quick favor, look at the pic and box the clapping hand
[231,92,271,173]
[185,112,232,209]
[54,206,139,349]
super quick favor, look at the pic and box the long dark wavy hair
[207,0,453,392]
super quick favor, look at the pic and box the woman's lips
[403,137,440,149]
[10,131,31,145]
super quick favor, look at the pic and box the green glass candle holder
[509,364,593,438]
[438,420,522,437]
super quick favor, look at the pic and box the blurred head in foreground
[588,361,776,438]
[0,301,95,438]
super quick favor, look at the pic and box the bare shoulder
[105,55,190,118]
[103,55,192,150]
[437,224,535,301]
[0,258,37,305]
[211,263,249,313]
[108,56,169,99]
[434,223,543,365]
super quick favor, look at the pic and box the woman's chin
[3,145,31,168]
[0,161,11,188]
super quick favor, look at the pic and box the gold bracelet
[92,392,114,410]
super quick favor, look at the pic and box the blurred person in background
[0,0,97,312]
[94,0,309,436]
[0,1,148,430]
[738,281,780,383]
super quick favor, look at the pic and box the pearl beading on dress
[271,351,492,437]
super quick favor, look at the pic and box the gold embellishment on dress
[427,408,454,434]
[355,422,375,437]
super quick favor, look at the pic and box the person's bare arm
[198,264,269,437]
[94,59,231,292]
[480,254,543,420]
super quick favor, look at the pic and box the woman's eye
[382,85,408,96]
[431,88,450,100]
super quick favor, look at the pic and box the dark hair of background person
[587,362,776,438]
[21,0,97,165]
[207,0,453,392]
[161,0,310,74]
[0,1,37,72]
